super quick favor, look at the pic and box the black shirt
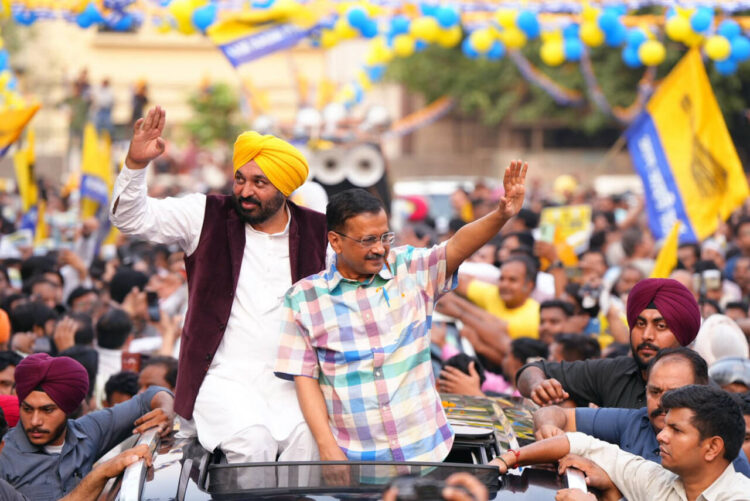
[519,356,646,409]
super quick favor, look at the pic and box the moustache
[636,342,660,353]
[366,253,385,260]
[650,407,665,420]
[239,196,262,206]
[26,427,49,435]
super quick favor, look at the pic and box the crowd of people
[0,103,749,500]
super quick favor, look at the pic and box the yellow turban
[232,131,309,197]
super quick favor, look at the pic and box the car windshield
[206,461,500,496]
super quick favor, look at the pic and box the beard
[232,191,286,226]
[632,341,661,371]
[25,419,67,447]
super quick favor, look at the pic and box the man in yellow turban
[110,106,329,466]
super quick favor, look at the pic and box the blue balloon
[715,58,737,75]
[252,0,275,7]
[486,41,505,60]
[562,23,579,40]
[111,14,134,31]
[598,8,620,34]
[622,46,641,68]
[76,12,94,28]
[420,3,438,17]
[13,10,37,26]
[360,19,378,38]
[84,3,104,23]
[436,6,459,28]
[626,28,647,48]
[564,38,583,61]
[461,37,479,59]
[365,65,385,82]
[347,7,368,29]
[731,36,750,62]
[718,20,741,39]
[0,51,7,71]
[415,40,427,51]
[517,10,540,38]
[192,4,216,31]
[605,21,627,47]
[6,77,17,91]
[391,16,410,36]
[665,7,676,19]
[690,7,713,33]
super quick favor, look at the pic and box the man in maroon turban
[0,353,175,499]
[516,278,701,409]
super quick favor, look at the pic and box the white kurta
[110,166,305,453]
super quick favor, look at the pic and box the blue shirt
[0,386,171,501]
[576,406,750,478]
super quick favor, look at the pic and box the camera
[146,291,161,323]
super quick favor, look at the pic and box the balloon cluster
[461,8,539,61]
[665,7,750,75]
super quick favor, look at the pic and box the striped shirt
[275,243,457,462]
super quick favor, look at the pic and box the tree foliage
[386,40,750,153]
[185,82,246,147]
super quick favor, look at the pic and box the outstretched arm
[110,106,205,254]
[445,161,528,276]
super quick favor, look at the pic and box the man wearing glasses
[275,161,528,463]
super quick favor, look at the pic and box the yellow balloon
[436,26,462,48]
[502,27,527,49]
[705,35,731,61]
[410,16,440,43]
[638,40,666,66]
[393,34,416,57]
[540,40,565,66]
[0,38,4,51]
[469,28,494,53]
[320,29,338,48]
[580,22,604,47]
[494,9,517,29]
[334,17,358,39]
[156,19,173,33]
[665,16,691,42]
[168,0,192,24]
[365,37,393,65]
[582,5,600,22]
[683,31,704,47]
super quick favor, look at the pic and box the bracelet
[508,448,521,466]
[496,456,510,470]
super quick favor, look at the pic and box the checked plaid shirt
[275,243,457,462]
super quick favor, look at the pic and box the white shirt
[94,346,122,408]
[567,432,750,501]
[110,166,305,451]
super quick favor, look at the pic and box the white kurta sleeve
[110,165,207,256]
[567,432,676,501]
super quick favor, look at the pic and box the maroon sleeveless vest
[175,195,328,419]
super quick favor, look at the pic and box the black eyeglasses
[334,231,396,248]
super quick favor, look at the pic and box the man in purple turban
[516,278,701,409]
[0,353,175,500]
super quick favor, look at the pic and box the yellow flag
[12,130,37,212]
[628,48,749,243]
[33,199,47,246]
[650,221,681,279]
[80,123,112,218]
[0,104,39,158]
